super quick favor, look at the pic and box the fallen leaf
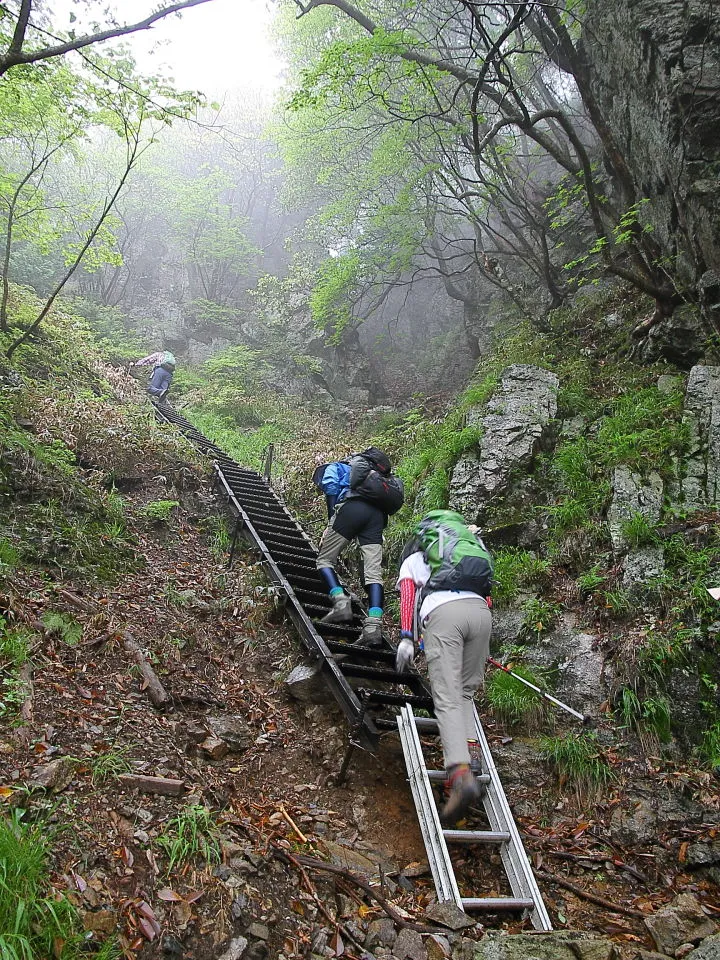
[157,888,182,902]
[138,917,158,941]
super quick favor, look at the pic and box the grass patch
[540,731,613,797]
[0,810,116,959]
[485,663,549,727]
[157,805,221,875]
[616,687,672,747]
[142,499,180,523]
[492,549,550,605]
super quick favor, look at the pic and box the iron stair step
[339,663,410,683]
[273,552,318,569]
[442,830,510,844]
[325,640,396,662]
[361,690,435,709]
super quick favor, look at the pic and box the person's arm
[398,577,416,638]
[133,351,162,367]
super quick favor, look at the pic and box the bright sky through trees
[50,0,283,95]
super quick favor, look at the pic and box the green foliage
[492,549,550,605]
[698,722,720,772]
[616,687,672,746]
[601,588,632,619]
[621,512,659,548]
[157,805,221,875]
[0,621,29,668]
[540,732,613,795]
[576,564,605,596]
[0,811,113,960]
[521,597,562,640]
[142,500,180,523]
[42,612,82,646]
[0,538,19,573]
[485,663,549,727]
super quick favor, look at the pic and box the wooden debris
[118,774,186,796]
[119,630,171,709]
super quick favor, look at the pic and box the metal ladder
[397,703,552,930]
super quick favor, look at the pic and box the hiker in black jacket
[315,447,403,647]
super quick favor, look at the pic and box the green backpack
[414,509,493,598]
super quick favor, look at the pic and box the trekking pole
[486,657,586,723]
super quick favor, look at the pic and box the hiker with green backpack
[395,510,493,826]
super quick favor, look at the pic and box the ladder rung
[461,897,535,912]
[443,830,510,844]
[427,770,490,785]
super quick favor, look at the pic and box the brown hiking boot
[321,592,353,624]
[440,764,481,826]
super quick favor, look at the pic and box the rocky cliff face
[583,0,720,333]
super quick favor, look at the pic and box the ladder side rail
[472,708,552,931]
[214,466,379,753]
[397,705,462,908]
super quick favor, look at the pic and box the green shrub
[521,597,562,639]
[42,612,82,646]
[698,722,720,771]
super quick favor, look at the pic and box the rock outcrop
[583,1,720,337]
[450,365,559,521]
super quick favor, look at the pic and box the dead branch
[536,869,649,919]
[280,847,365,953]
[281,851,442,934]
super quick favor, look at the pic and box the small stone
[207,716,253,753]
[645,894,718,955]
[31,757,75,792]
[216,937,248,960]
[426,934,451,960]
[247,923,270,941]
[425,901,475,931]
[213,865,232,881]
[230,895,249,923]
[365,918,396,949]
[675,945,695,959]
[243,944,268,960]
[200,736,229,760]
[394,927,427,960]
[162,934,185,958]
[401,861,429,878]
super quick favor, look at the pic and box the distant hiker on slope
[313,447,404,647]
[395,510,493,825]
[132,350,176,403]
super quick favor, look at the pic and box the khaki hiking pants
[315,525,383,585]
[422,597,491,768]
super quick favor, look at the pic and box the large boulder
[450,365,559,522]
[644,894,718,955]
[681,365,720,509]
[469,931,617,960]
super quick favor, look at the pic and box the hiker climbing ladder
[152,402,551,929]
[397,703,552,930]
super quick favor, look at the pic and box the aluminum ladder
[397,703,552,930]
